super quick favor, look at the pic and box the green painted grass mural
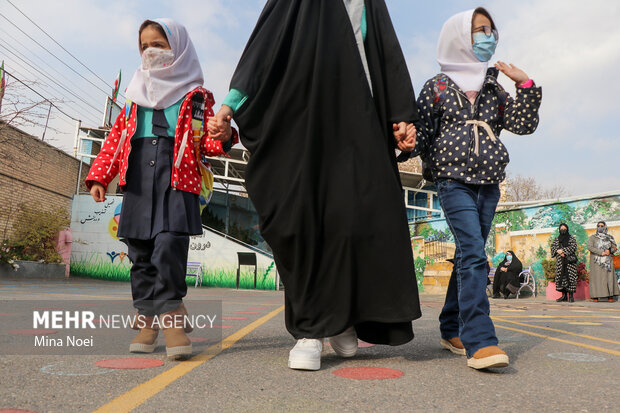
[70,254,276,290]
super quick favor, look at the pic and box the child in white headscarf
[409,7,542,370]
[86,18,236,360]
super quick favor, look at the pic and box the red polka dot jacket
[85,87,238,195]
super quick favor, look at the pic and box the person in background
[492,250,523,299]
[551,223,578,302]
[587,221,619,302]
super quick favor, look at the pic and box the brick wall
[0,122,88,240]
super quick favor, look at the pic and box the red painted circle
[332,367,404,380]
[95,358,164,369]
[9,329,58,335]
[190,337,209,342]
[0,313,9,316]
[236,311,259,314]
[222,316,247,320]
[0,409,39,413]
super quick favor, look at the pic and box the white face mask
[142,47,174,70]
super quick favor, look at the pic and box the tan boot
[179,302,193,333]
[440,337,466,356]
[467,346,509,369]
[129,315,159,353]
[160,305,192,360]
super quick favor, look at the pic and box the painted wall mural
[410,193,620,294]
[70,195,277,290]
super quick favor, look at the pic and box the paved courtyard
[0,277,618,412]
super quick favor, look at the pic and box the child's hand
[393,122,416,152]
[495,61,529,85]
[90,183,106,202]
[207,106,233,142]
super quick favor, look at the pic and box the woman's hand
[207,105,233,142]
[394,122,416,152]
[501,267,507,272]
[495,61,529,85]
[602,250,610,256]
[90,183,106,202]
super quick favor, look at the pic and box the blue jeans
[435,179,500,357]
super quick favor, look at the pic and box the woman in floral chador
[587,221,619,302]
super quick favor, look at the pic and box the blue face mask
[472,33,497,62]
[506,254,512,262]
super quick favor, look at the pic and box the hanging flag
[112,69,121,102]
[0,61,6,114]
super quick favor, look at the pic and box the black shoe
[556,292,568,302]
[568,293,575,303]
[504,294,510,299]
[492,294,501,299]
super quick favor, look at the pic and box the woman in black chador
[492,251,523,299]
[209,0,422,370]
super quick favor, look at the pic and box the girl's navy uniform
[118,109,202,316]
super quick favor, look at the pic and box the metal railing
[202,225,273,259]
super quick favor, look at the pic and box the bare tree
[0,78,65,140]
[503,173,570,202]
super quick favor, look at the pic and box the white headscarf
[436,9,488,93]
[125,18,204,109]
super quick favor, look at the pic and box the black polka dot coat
[411,68,542,184]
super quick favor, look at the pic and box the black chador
[230,0,421,344]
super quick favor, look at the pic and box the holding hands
[207,105,234,142]
[393,122,416,152]
[494,61,529,85]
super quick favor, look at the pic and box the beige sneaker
[467,346,509,369]
[440,337,466,356]
[329,327,358,358]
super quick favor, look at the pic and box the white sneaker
[329,327,358,358]
[288,338,323,370]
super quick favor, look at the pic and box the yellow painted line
[520,320,620,324]
[492,315,620,319]
[493,317,620,346]
[568,322,603,326]
[494,324,620,357]
[93,305,285,413]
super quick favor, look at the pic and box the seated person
[492,251,523,299]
